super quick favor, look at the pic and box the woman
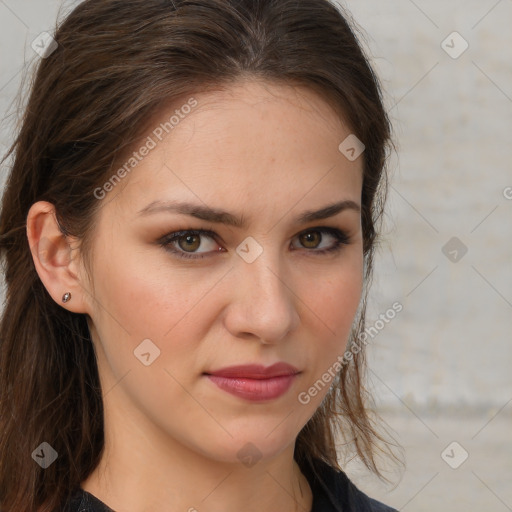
[0,0,399,510]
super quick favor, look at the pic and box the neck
[81,401,313,512]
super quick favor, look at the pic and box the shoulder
[301,457,398,512]
[62,488,114,512]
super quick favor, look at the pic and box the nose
[223,249,300,344]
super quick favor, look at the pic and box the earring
[62,292,71,303]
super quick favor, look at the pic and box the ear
[26,201,90,314]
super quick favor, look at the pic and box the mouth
[203,362,300,401]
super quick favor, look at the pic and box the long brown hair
[0,1,397,510]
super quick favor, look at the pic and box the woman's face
[82,79,364,465]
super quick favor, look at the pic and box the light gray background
[1,1,511,510]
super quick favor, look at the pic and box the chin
[195,428,296,467]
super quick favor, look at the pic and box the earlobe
[26,201,89,314]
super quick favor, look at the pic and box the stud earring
[62,292,71,303]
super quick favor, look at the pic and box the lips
[205,362,300,379]
[204,362,300,401]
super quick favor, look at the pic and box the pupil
[303,231,320,247]
[181,235,198,250]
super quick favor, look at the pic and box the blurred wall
[336,0,512,411]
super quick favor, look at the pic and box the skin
[27,79,364,512]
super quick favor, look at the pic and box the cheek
[299,254,363,375]
[88,244,220,370]
[296,274,362,405]
[306,256,363,340]
[315,277,361,326]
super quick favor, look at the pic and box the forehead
[107,79,363,219]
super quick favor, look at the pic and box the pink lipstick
[205,363,299,401]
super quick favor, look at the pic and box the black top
[63,457,397,512]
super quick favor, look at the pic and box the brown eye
[178,234,201,252]
[299,231,322,249]
[160,227,349,261]
[291,227,350,255]
[159,229,221,259]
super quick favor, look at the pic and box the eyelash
[158,227,351,260]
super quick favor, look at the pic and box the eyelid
[158,226,351,260]
[157,228,221,253]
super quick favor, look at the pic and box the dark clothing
[301,457,397,511]
[63,457,397,511]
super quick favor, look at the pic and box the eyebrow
[137,198,360,228]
